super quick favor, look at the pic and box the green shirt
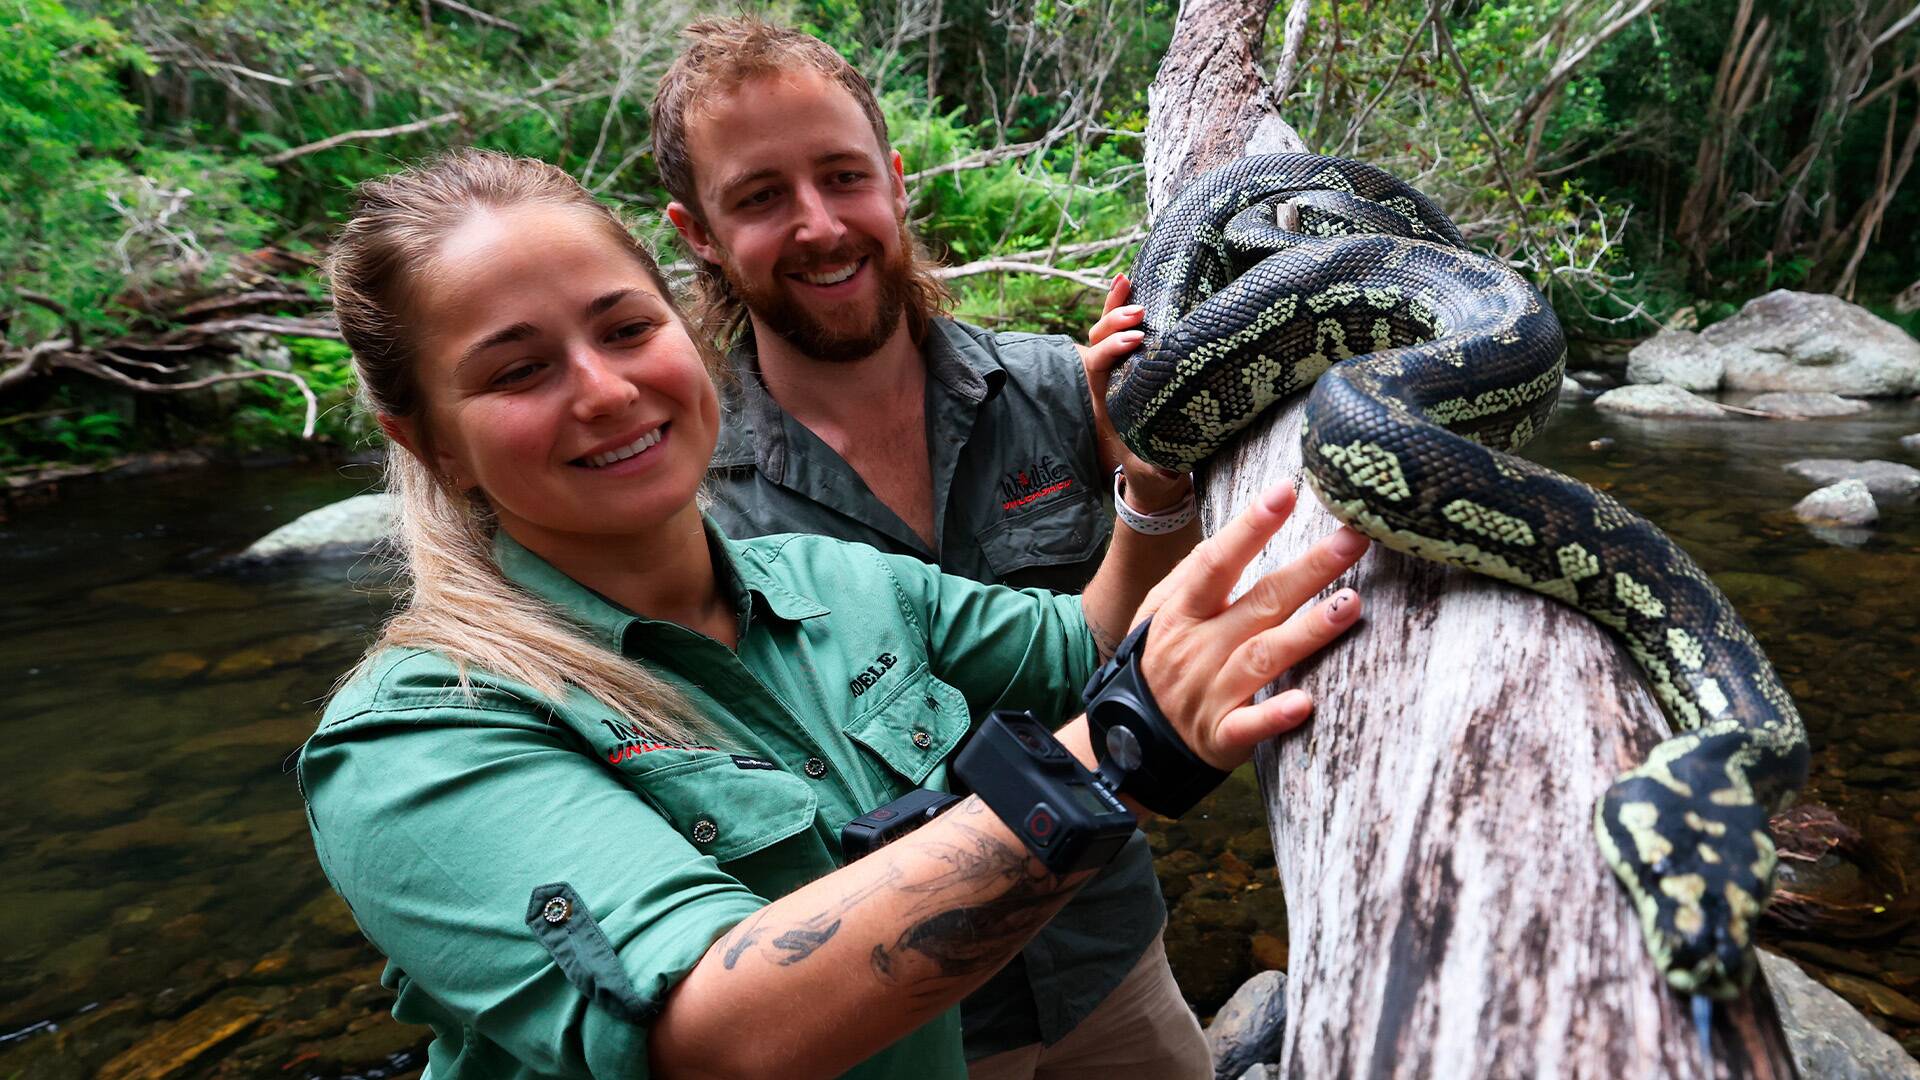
[705,317,1167,1057]
[300,526,1097,1079]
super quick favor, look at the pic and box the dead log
[1144,2,1797,1076]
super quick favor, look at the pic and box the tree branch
[425,0,522,33]
[931,259,1110,289]
[264,112,462,165]
[1508,0,1664,140]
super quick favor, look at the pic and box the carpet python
[1108,153,1810,1002]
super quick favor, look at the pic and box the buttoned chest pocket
[842,663,971,796]
[625,753,819,864]
[974,487,1106,582]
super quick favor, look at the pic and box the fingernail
[1325,588,1359,624]
[1277,689,1313,720]
[1329,529,1369,558]
[1122,304,1145,316]
[1119,330,1145,341]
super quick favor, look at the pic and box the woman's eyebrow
[456,322,538,372]
[586,289,635,318]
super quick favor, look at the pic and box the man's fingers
[1162,481,1298,615]
[1218,527,1369,635]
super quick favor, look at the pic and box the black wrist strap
[1082,616,1229,818]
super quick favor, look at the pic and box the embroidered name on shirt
[600,719,717,765]
[1000,455,1074,512]
[848,651,899,698]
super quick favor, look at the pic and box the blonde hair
[651,15,952,347]
[328,148,714,744]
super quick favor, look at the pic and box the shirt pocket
[842,662,971,790]
[624,752,818,864]
[973,487,1106,580]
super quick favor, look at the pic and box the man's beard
[721,222,916,364]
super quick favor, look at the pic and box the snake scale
[1108,153,1810,1003]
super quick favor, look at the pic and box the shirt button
[691,819,718,844]
[541,896,572,925]
[804,757,829,780]
[912,730,933,749]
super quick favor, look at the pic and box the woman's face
[400,203,720,552]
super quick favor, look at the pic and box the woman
[303,149,1370,1080]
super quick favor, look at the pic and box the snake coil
[1109,153,1810,999]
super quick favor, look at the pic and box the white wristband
[1112,467,1196,535]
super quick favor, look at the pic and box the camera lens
[1013,727,1045,753]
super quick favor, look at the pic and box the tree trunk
[1143,5,1798,1077]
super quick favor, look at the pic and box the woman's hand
[1135,481,1369,770]
[1077,275,1190,513]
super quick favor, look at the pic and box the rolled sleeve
[301,711,766,1079]
[868,548,1098,723]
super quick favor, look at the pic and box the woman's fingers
[1159,481,1298,617]
[1216,526,1369,638]
[1082,326,1144,377]
[1207,689,1315,766]
[1102,274,1133,316]
[1217,587,1363,700]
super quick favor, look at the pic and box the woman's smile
[572,422,670,471]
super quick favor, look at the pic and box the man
[652,17,1211,1079]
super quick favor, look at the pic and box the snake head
[1595,758,1776,1001]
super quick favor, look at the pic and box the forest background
[2,0,1917,471]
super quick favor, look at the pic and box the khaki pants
[966,933,1211,1080]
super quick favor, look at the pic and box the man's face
[668,70,914,363]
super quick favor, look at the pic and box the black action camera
[952,710,1136,876]
[842,788,961,860]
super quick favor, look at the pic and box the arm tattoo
[719,865,900,970]
[1089,617,1122,663]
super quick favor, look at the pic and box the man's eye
[834,171,865,185]
[741,188,777,208]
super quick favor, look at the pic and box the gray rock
[1569,369,1617,390]
[1794,480,1879,527]
[1759,950,1920,1080]
[1901,433,1920,453]
[1749,391,1873,419]
[1558,375,1584,403]
[1206,970,1287,1080]
[1593,383,1729,419]
[234,493,395,563]
[1626,329,1726,390]
[1785,459,1920,501]
[1704,290,1920,396]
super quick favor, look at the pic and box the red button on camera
[1025,804,1057,847]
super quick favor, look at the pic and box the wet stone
[1749,391,1873,419]
[1206,970,1288,1080]
[87,579,260,612]
[96,993,264,1080]
[1250,932,1288,972]
[1902,433,1920,453]
[1786,458,1920,502]
[35,768,153,826]
[1794,480,1878,528]
[1818,971,1920,1025]
[133,652,209,681]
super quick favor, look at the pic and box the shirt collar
[708,317,1009,478]
[491,520,827,654]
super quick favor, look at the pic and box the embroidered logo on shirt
[1000,455,1074,512]
[848,651,899,698]
[599,719,717,765]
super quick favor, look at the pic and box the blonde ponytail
[329,149,716,743]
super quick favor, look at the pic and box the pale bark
[1145,3,1795,1076]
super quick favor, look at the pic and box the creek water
[2,398,1917,1077]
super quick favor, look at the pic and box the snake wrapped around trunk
[1108,153,1809,1000]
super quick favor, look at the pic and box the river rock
[1207,970,1287,1080]
[1593,383,1728,418]
[1794,480,1879,527]
[1626,329,1726,390]
[1702,290,1920,396]
[1558,375,1584,402]
[1786,459,1920,501]
[96,993,265,1080]
[234,493,395,563]
[1902,434,1920,453]
[1760,951,1920,1079]
[1750,391,1873,419]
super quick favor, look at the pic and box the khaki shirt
[704,318,1167,1056]
[301,526,1096,1079]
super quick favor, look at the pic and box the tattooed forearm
[771,920,841,965]
[1089,617,1122,663]
[869,814,1077,986]
[720,864,900,970]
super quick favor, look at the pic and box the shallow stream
[2,398,1917,1077]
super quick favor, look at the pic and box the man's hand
[1133,482,1370,771]
[1077,275,1192,514]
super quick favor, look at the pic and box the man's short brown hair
[650,16,950,348]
